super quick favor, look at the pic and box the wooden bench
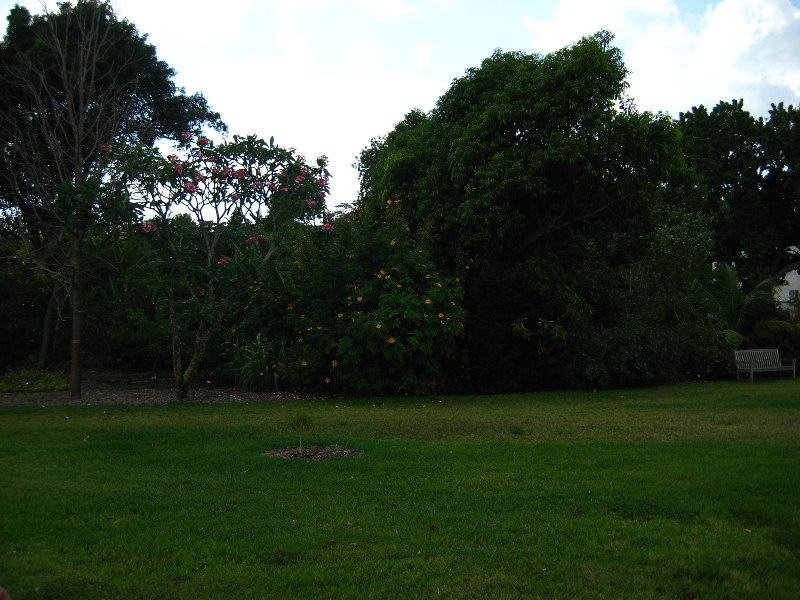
[735,348,796,382]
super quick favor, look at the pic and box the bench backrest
[735,348,781,367]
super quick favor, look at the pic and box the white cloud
[351,0,418,19]
[284,0,417,18]
[522,0,800,117]
[522,0,681,53]
[414,41,433,68]
[116,0,253,55]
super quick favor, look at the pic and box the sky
[3,0,799,209]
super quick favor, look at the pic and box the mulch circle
[266,445,361,460]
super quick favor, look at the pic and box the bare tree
[0,1,222,397]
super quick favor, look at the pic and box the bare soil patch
[0,370,328,406]
[266,445,362,460]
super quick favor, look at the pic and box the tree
[110,134,331,399]
[356,32,683,269]
[679,100,800,285]
[0,1,222,397]
[355,32,701,391]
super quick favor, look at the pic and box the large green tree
[0,1,222,397]
[357,32,682,268]
[679,100,800,285]
[355,32,708,390]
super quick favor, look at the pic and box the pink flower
[184,182,196,192]
[198,136,210,146]
[140,222,157,233]
[294,175,305,182]
[173,164,184,174]
[304,199,317,207]
[194,173,207,182]
[321,223,334,233]
[181,131,192,140]
[246,236,260,244]
[233,169,246,179]
[316,177,327,187]
[268,183,277,191]
[218,257,230,264]
[231,194,240,201]
[317,155,329,166]
[101,144,112,152]
[252,181,264,189]
[280,187,289,193]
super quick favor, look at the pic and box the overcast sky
[3,0,799,208]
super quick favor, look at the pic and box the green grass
[1,380,799,599]
[0,368,69,393]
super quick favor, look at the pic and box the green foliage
[0,261,51,369]
[0,368,68,392]
[224,334,291,391]
[355,32,678,271]
[679,100,800,283]
[108,134,331,397]
[224,196,466,395]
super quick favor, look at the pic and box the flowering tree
[110,133,331,398]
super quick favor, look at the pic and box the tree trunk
[68,234,85,399]
[38,280,60,369]
[168,292,187,400]
[177,324,213,401]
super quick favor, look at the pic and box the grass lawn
[1,380,799,599]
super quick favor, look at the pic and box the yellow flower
[396,284,402,288]
[425,299,431,305]
[390,239,396,245]
[438,313,444,318]
[331,360,338,367]
[357,296,363,302]
[307,326,313,331]
[375,323,382,329]
[301,361,307,366]
[387,337,395,344]
[230,327,237,333]
[337,313,343,318]
[325,377,331,384]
